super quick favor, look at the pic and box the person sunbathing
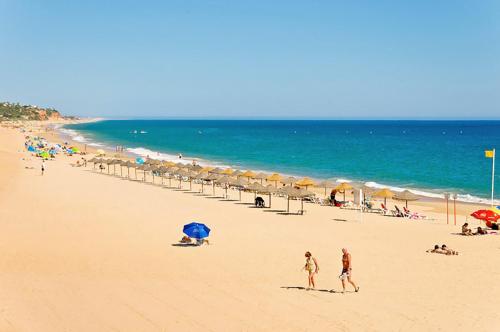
[427,245,446,254]
[180,236,192,244]
[441,244,459,255]
[196,238,210,245]
[462,223,473,235]
[475,227,488,235]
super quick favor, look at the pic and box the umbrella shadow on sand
[280,286,338,293]
[171,243,199,247]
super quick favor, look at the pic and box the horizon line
[79,116,500,121]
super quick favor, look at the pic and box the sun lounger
[381,203,398,216]
[394,206,406,217]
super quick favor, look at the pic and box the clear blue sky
[1,0,499,119]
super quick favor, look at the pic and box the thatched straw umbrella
[175,169,189,188]
[206,173,221,195]
[190,164,203,172]
[215,175,233,198]
[279,187,315,214]
[245,182,265,201]
[163,161,176,167]
[150,166,161,184]
[253,172,268,185]
[221,168,234,175]
[88,157,98,169]
[89,157,100,170]
[296,177,315,190]
[164,167,178,187]
[232,170,243,177]
[195,172,209,193]
[136,164,148,181]
[241,170,256,182]
[122,161,134,178]
[104,159,115,174]
[113,159,124,176]
[144,165,155,182]
[281,176,297,187]
[200,166,214,173]
[259,184,278,208]
[335,182,353,202]
[393,190,419,208]
[130,162,138,179]
[316,180,335,196]
[156,166,168,185]
[374,188,395,206]
[185,170,199,191]
[267,173,282,187]
[229,177,247,201]
[209,167,224,175]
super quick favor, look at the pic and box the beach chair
[394,206,406,217]
[381,203,398,216]
[403,206,411,216]
[340,201,361,210]
[364,201,382,213]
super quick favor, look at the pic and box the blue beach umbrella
[27,145,36,152]
[136,157,145,165]
[183,222,211,239]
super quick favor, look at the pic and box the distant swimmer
[178,153,183,159]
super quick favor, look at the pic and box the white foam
[126,147,210,167]
[59,128,87,142]
[362,181,499,205]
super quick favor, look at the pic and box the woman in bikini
[340,248,360,293]
[304,251,319,290]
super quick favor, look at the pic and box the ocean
[62,120,500,204]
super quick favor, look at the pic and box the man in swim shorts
[339,248,359,293]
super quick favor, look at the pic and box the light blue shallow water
[65,120,500,202]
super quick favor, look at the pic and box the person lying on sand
[180,236,192,244]
[427,245,447,254]
[462,223,473,236]
[441,245,459,255]
[475,227,488,235]
[196,238,209,246]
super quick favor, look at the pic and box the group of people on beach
[426,244,459,255]
[303,248,359,293]
[462,222,488,235]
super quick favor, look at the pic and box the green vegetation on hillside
[0,102,61,121]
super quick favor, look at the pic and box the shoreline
[59,120,498,207]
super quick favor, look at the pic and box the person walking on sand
[303,251,319,290]
[41,160,45,176]
[339,248,359,293]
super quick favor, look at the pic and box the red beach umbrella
[470,210,500,227]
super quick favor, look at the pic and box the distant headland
[0,101,77,121]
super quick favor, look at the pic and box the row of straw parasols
[87,158,420,208]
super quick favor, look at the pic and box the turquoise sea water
[64,120,499,203]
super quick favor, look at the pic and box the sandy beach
[1,123,499,331]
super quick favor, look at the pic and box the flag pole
[492,148,496,207]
